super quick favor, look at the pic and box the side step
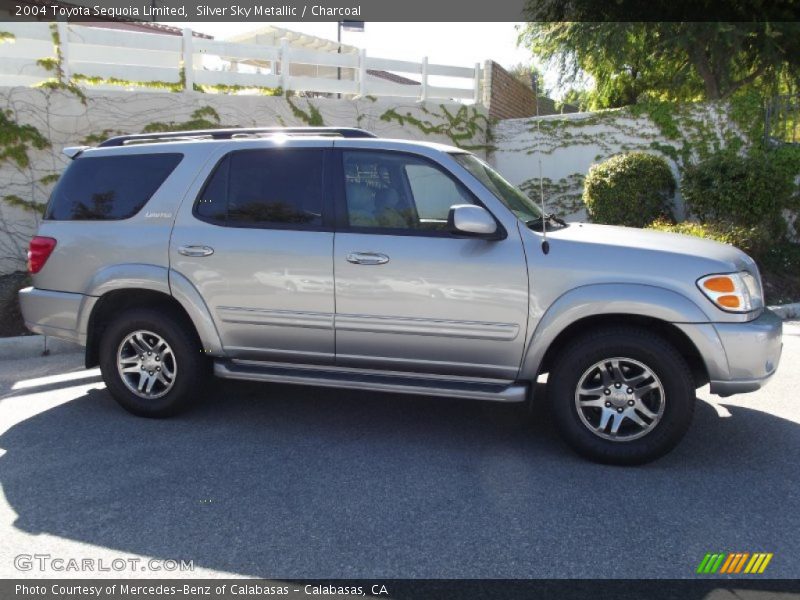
[214,360,528,403]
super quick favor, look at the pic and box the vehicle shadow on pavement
[1,381,799,578]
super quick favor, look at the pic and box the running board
[214,360,528,403]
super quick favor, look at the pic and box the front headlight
[697,271,764,313]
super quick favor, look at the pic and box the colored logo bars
[697,552,773,574]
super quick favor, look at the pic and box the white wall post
[420,56,428,103]
[182,28,194,92]
[473,62,481,105]
[280,39,289,92]
[358,48,367,97]
[56,21,70,82]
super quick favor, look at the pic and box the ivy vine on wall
[507,92,765,217]
[142,106,229,133]
[285,94,325,126]
[379,104,495,152]
[34,24,87,104]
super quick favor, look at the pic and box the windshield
[452,153,542,221]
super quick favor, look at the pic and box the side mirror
[447,204,499,238]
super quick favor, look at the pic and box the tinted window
[195,154,229,222]
[405,164,469,220]
[195,149,324,228]
[45,154,182,221]
[343,151,474,232]
[452,153,542,222]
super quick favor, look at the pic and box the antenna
[531,70,549,255]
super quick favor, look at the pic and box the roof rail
[98,127,377,147]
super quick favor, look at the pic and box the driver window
[343,151,474,232]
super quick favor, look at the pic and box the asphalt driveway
[0,323,798,579]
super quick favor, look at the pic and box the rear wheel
[99,308,207,417]
[547,327,695,465]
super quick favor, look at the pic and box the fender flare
[82,263,223,355]
[519,283,716,380]
[168,269,224,355]
[85,263,171,297]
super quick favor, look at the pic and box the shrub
[583,152,676,227]
[680,150,798,236]
[646,218,769,256]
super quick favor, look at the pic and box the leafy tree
[505,62,549,96]
[558,88,592,112]
[519,18,800,109]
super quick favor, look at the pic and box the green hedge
[583,152,676,227]
[680,150,798,236]
[646,218,769,256]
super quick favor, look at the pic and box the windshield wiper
[526,213,567,231]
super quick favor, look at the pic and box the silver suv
[19,127,783,464]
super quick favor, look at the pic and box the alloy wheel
[573,357,665,441]
[116,330,177,399]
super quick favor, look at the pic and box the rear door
[170,140,336,364]
[332,146,529,380]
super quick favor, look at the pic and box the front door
[170,141,336,363]
[333,149,529,380]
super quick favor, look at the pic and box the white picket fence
[0,21,482,102]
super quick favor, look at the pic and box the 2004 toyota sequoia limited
[20,127,783,464]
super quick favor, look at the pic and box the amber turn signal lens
[703,276,735,293]
[717,295,741,308]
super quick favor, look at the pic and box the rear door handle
[178,245,214,257]
[346,252,389,265]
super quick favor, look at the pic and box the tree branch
[721,64,770,99]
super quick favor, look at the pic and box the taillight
[27,236,57,274]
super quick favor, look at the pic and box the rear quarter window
[45,153,183,221]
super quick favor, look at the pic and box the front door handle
[178,245,214,257]
[346,252,389,265]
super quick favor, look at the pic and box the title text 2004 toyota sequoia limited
[20,127,783,464]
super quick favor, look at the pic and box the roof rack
[98,127,377,147]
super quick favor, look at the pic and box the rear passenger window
[45,153,182,221]
[195,149,324,228]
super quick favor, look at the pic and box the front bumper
[708,309,783,397]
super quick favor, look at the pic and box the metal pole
[337,22,342,99]
[533,70,549,254]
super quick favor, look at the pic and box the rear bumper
[18,286,94,345]
[708,309,783,397]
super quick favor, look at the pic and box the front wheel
[547,327,695,465]
[99,308,207,418]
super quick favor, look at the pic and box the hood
[542,222,757,273]
[519,221,764,323]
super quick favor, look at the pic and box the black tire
[547,326,695,465]
[99,307,208,418]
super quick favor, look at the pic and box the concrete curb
[0,335,81,360]
[0,302,798,360]
[769,302,800,320]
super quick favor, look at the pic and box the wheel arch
[85,290,222,370]
[536,314,709,388]
[521,284,717,388]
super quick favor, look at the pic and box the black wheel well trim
[535,314,710,389]
[85,289,201,369]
